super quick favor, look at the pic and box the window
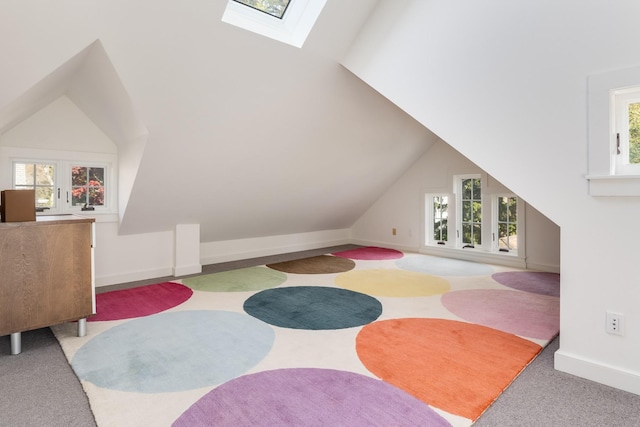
[426,194,449,245]
[458,176,482,247]
[586,66,640,196]
[222,0,327,48]
[13,162,56,210]
[71,166,105,208]
[494,195,517,252]
[613,87,640,175]
[10,158,113,215]
[425,176,522,258]
[233,0,290,19]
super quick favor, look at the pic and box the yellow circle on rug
[335,269,450,297]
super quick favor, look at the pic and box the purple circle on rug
[90,282,193,322]
[492,271,560,297]
[173,368,451,427]
[332,246,404,260]
[244,286,382,330]
[441,289,559,340]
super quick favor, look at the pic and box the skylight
[233,0,291,19]
[222,0,327,48]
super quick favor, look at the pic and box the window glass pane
[72,166,106,206]
[89,167,105,186]
[473,224,482,245]
[432,195,448,242]
[498,197,508,221]
[462,223,472,244]
[88,187,105,206]
[14,163,33,186]
[13,162,56,208]
[233,0,290,18]
[629,102,640,164]
[35,165,54,186]
[462,179,472,200]
[473,201,482,222]
[35,187,54,208]
[462,201,471,221]
[72,166,87,186]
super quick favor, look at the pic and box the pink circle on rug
[492,271,560,297]
[332,246,404,260]
[441,289,559,340]
[173,368,451,426]
[90,282,193,322]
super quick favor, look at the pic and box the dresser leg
[77,318,87,337]
[10,332,21,355]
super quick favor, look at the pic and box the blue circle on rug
[244,286,383,330]
[71,311,275,393]
[397,255,494,276]
[173,368,451,427]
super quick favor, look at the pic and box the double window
[12,159,110,214]
[425,175,520,255]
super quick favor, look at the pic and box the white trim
[95,267,174,288]
[420,245,527,269]
[200,228,351,265]
[555,350,640,396]
[222,0,327,48]
[587,65,640,196]
[586,174,640,196]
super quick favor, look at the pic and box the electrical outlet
[392,228,397,236]
[606,311,624,336]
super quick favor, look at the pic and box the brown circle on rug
[266,255,355,274]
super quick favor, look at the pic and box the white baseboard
[172,263,202,277]
[200,229,352,265]
[350,238,529,269]
[95,267,174,287]
[555,349,640,396]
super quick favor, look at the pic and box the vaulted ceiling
[0,0,437,242]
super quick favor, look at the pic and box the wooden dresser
[0,215,95,354]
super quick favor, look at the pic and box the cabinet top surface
[0,214,95,228]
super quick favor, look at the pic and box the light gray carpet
[2,245,640,426]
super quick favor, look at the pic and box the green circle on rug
[182,267,287,292]
[267,255,356,274]
[335,269,450,297]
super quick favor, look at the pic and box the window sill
[420,245,526,269]
[585,174,640,196]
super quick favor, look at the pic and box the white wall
[351,139,560,272]
[343,0,640,393]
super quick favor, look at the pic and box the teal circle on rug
[182,266,287,292]
[173,368,451,427]
[244,286,383,330]
[397,255,494,276]
[71,311,275,393]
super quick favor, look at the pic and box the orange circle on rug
[335,269,449,297]
[356,318,542,421]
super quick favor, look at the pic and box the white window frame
[222,0,327,48]
[612,87,640,175]
[491,194,521,255]
[425,193,451,246]
[2,147,117,217]
[587,66,640,196]
[454,174,483,250]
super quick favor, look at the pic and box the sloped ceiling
[0,0,437,242]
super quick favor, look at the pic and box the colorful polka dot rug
[51,247,560,426]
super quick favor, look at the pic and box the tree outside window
[72,166,105,207]
[461,177,481,246]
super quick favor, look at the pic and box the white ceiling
[0,0,438,242]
